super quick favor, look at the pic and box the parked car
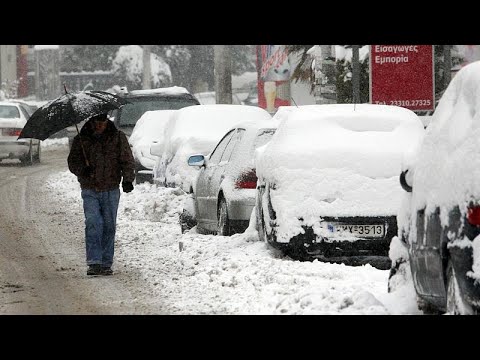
[7,99,38,117]
[389,61,480,314]
[112,87,199,137]
[129,110,176,184]
[0,101,41,165]
[67,87,199,147]
[255,104,425,269]
[152,105,272,193]
[182,119,278,235]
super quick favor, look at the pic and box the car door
[207,128,245,219]
[195,129,236,227]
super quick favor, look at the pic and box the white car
[183,119,278,235]
[152,105,272,192]
[129,110,176,183]
[0,101,41,165]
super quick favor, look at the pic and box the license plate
[326,223,385,238]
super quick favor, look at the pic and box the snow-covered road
[0,141,421,314]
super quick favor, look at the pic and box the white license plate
[326,223,385,238]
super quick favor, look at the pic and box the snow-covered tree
[111,45,172,90]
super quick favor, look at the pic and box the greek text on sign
[370,45,435,112]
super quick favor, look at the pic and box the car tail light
[235,169,258,189]
[2,128,22,137]
[467,206,480,226]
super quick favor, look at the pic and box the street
[0,148,166,314]
[0,144,420,315]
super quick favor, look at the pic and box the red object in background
[370,45,434,112]
[256,45,290,111]
[16,45,29,98]
[467,206,480,226]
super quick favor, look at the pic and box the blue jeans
[81,188,120,268]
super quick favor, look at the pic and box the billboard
[256,45,291,113]
[370,45,434,111]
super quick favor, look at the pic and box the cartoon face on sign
[260,45,291,82]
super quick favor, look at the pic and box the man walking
[68,113,135,276]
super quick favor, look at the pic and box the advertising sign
[370,45,434,111]
[256,45,291,113]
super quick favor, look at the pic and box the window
[118,98,198,126]
[0,105,20,119]
[221,129,245,163]
[19,106,31,119]
[208,130,236,165]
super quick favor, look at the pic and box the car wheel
[446,260,474,315]
[217,197,231,236]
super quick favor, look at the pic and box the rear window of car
[0,105,20,119]
[117,97,198,127]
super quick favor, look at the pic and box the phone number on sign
[389,99,432,107]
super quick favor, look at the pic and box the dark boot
[101,267,113,275]
[87,264,102,275]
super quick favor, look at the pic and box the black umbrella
[18,88,129,141]
[18,86,130,165]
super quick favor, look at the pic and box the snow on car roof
[164,105,271,148]
[128,86,190,96]
[265,104,424,177]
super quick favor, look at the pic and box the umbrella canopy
[18,90,130,140]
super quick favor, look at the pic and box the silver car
[183,120,278,235]
[0,101,41,165]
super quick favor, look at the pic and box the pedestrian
[67,113,135,276]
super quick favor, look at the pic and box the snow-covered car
[255,104,425,269]
[182,119,278,235]
[152,105,272,193]
[112,87,199,137]
[0,101,41,165]
[389,61,480,315]
[129,110,176,183]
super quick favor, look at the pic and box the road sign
[370,45,435,111]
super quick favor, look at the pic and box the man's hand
[81,165,94,178]
[122,181,134,193]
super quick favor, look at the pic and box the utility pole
[313,45,336,104]
[352,45,360,104]
[313,45,323,104]
[444,45,451,90]
[142,45,151,90]
[214,45,232,104]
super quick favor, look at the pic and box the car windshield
[118,98,197,126]
[0,105,20,119]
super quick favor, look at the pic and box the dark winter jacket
[67,118,135,191]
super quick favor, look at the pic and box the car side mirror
[400,170,413,193]
[188,154,205,167]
